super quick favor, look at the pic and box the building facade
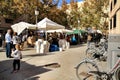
[109,0,120,34]
[108,0,120,70]
[0,14,28,33]
[0,17,12,33]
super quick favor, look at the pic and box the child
[11,44,22,73]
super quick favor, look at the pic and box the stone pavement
[0,44,107,80]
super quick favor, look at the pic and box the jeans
[12,44,16,51]
[13,59,20,71]
[0,39,2,47]
[6,43,12,57]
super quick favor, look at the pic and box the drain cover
[44,63,60,68]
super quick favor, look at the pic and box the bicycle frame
[76,57,120,80]
[76,46,120,80]
[109,58,120,74]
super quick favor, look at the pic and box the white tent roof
[11,22,36,35]
[37,17,65,30]
[97,30,102,34]
[47,29,73,33]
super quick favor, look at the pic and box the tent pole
[45,31,47,40]
[45,28,47,40]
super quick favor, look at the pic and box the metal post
[36,15,38,40]
[35,10,39,40]
[78,20,80,44]
[35,13,38,32]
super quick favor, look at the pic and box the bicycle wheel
[86,48,97,60]
[115,66,120,80]
[76,59,99,80]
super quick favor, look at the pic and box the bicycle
[76,48,120,80]
[86,41,107,61]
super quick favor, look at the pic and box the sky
[58,0,83,7]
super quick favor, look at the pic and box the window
[5,18,13,24]
[113,14,116,28]
[110,3,112,11]
[110,19,112,29]
[114,0,117,5]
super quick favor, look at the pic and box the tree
[0,0,37,23]
[80,0,109,30]
[0,0,68,27]
[64,0,80,28]
[63,0,109,30]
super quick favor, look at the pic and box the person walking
[71,34,77,45]
[5,29,12,58]
[87,33,92,48]
[11,44,22,73]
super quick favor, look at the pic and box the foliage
[0,0,109,30]
[64,0,80,28]
[65,0,109,30]
[80,0,109,30]
[0,0,68,27]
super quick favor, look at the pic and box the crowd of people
[4,29,22,73]
[2,28,107,55]
[86,27,108,48]
[47,32,67,51]
[1,27,108,73]
[47,32,86,51]
[4,29,35,57]
[2,27,108,57]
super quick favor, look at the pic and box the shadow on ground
[0,48,5,52]
[22,48,34,51]
[70,44,86,48]
[22,53,55,58]
[0,59,51,80]
[0,48,33,52]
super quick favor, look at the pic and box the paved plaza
[0,44,107,80]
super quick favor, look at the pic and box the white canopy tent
[47,29,73,33]
[37,17,65,30]
[11,22,36,35]
[37,18,65,40]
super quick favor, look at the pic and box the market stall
[11,22,36,35]
[36,18,67,53]
[46,29,73,33]
[11,22,36,47]
[67,29,87,44]
[37,17,65,30]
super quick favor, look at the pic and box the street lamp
[35,10,39,24]
[77,20,80,44]
[35,9,39,40]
